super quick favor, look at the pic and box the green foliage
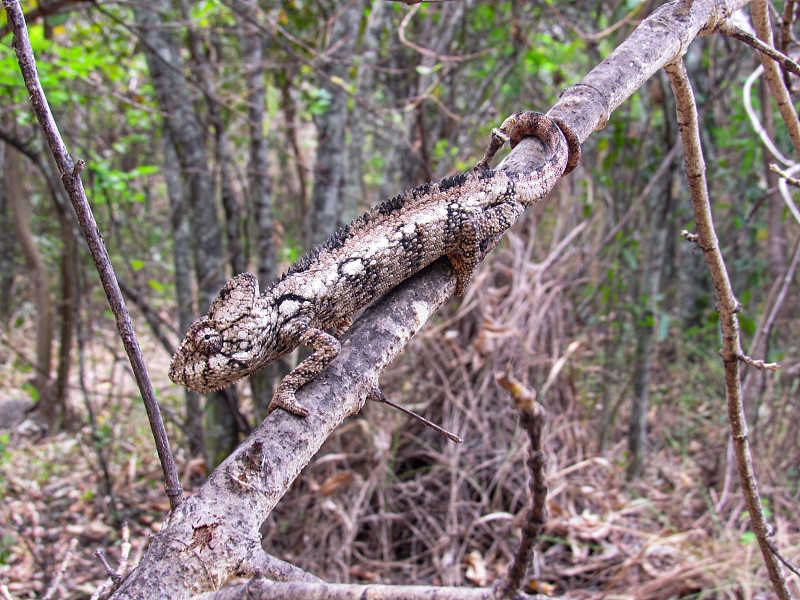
[300,80,333,116]
[88,155,158,206]
[739,531,757,545]
[0,532,15,566]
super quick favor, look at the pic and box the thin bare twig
[737,353,780,371]
[665,58,794,600]
[397,3,489,63]
[771,163,800,187]
[779,0,798,52]
[494,369,548,599]
[767,540,800,578]
[95,550,124,585]
[41,538,78,600]
[719,21,800,77]
[2,0,183,510]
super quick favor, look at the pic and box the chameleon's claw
[269,385,311,417]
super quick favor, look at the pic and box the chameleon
[169,112,580,417]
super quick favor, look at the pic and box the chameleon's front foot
[268,326,341,417]
[268,384,311,417]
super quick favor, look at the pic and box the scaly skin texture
[169,112,580,416]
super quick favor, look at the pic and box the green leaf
[739,531,756,545]
[22,383,38,403]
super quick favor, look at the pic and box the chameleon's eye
[193,326,222,355]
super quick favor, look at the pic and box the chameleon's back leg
[446,201,525,295]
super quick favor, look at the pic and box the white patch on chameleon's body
[414,205,448,228]
[341,258,364,276]
[363,236,391,259]
[309,275,328,295]
[279,299,300,316]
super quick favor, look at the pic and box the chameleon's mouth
[168,336,258,393]
[168,357,239,393]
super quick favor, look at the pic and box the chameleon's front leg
[269,326,341,417]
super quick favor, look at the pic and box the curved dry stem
[665,58,794,600]
[719,21,800,76]
[494,371,549,599]
[750,0,800,161]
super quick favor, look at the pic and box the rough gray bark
[239,0,280,418]
[132,0,225,311]
[177,0,247,277]
[342,0,384,221]
[133,0,238,463]
[239,0,275,287]
[306,1,362,248]
[164,130,205,459]
[4,127,55,426]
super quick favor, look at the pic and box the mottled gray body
[169,113,579,416]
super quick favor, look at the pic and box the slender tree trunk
[343,0,384,220]
[178,0,247,277]
[306,1,362,248]
[278,74,308,220]
[239,0,280,418]
[55,209,77,428]
[164,130,205,460]
[4,133,55,428]
[0,155,15,321]
[758,80,786,281]
[134,0,238,463]
[627,183,672,480]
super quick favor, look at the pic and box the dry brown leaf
[464,550,488,586]
[318,471,355,495]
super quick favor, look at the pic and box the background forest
[0,0,798,598]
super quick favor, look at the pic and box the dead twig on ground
[494,369,549,599]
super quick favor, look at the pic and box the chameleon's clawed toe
[269,388,311,417]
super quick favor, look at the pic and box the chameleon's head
[169,273,281,392]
